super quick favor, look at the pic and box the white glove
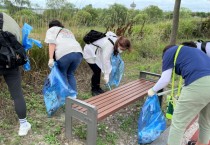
[147,88,156,96]
[104,74,109,84]
[48,59,54,68]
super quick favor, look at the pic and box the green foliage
[180,7,192,19]
[74,10,92,26]
[143,5,163,22]
[44,133,60,145]
[97,123,118,144]
[133,12,148,24]
[46,0,68,9]
[200,17,210,37]
[101,3,128,27]
[178,18,198,39]
[82,4,99,25]
[13,9,38,24]
[73,124,87,139]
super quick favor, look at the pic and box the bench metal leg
[65,97,73,139]
[65,97,98,145]
[87,108,97,145]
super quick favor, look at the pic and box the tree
[170,0,182,45]
[102,3,128,27]
[179,7,192,19]
[143,5,163,22]
[82,4,99,25]
[2,0,31,14]
[133,12,148,24]
[46,0,67,9]
[73,10,92,26]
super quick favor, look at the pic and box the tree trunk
[170,0,181,45]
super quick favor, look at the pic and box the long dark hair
[113,36,131,55]
[49,20,64,28]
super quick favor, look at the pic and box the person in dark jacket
[0,12,31,136]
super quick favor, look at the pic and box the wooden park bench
[65,71,162,145]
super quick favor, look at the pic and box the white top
[153,69,172,92]
[44,26,83,60]
[83,31,118,78]
[196,42,210,57]
[2,12,21,42]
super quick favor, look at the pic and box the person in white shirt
[83,31,131,96]
[45,20,83,98]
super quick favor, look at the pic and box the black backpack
[197,39,210,53]
[0,13,27,68]
[83,30,106,44]
[83,29,115,52]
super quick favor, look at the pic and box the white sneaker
[18,122,31,136]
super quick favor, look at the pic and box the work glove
[48,59,54,68]
[147,88,156,97]
[104,74,109,84]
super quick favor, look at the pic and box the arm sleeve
[44,28,57,44]
[102,41,113,79]
[153,68,172,92]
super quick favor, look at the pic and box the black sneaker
[97,88,105,94]
[91,89,101,96]
[188,141,196,145]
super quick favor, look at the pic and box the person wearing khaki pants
[148,45,210,145]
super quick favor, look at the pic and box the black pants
[88,63,101,90]
[0,67,26,119]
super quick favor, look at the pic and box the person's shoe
[91,89,100,96]
[18,122,31,136]
[97,88,105,94]
[188,141,196,145]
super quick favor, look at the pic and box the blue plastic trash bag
[43,63,77,116]
[22,23,42,71]
[108,53,124,87]
[138,94,166,144]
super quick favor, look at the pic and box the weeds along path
[0,58,162,144]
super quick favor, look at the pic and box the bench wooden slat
[97,82,154,121]
[85,79,148,104]
[71,80,143,110]
[79,80,153,111]
[74,79,155,116]
[96,81,154,112]
[85,79,141,103]
[74,79,149,111]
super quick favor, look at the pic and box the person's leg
[197,102,210,145]
[3,67,31,136]
[66,53,82,92]
[168,76,210,145]
[88,63,103,96]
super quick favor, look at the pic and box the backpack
[83,30,106,44]
[83,30,116,46]
[197,39,210,53]
[0,13,27,68]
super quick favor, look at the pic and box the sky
[33,0,210,12]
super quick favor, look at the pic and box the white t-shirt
[83,31,118,77]
[44,26,83,60]
[196,42,210,57]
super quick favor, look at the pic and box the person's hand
[147,88,156,96]
[104,74,109,84]
[48,59,54,68]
